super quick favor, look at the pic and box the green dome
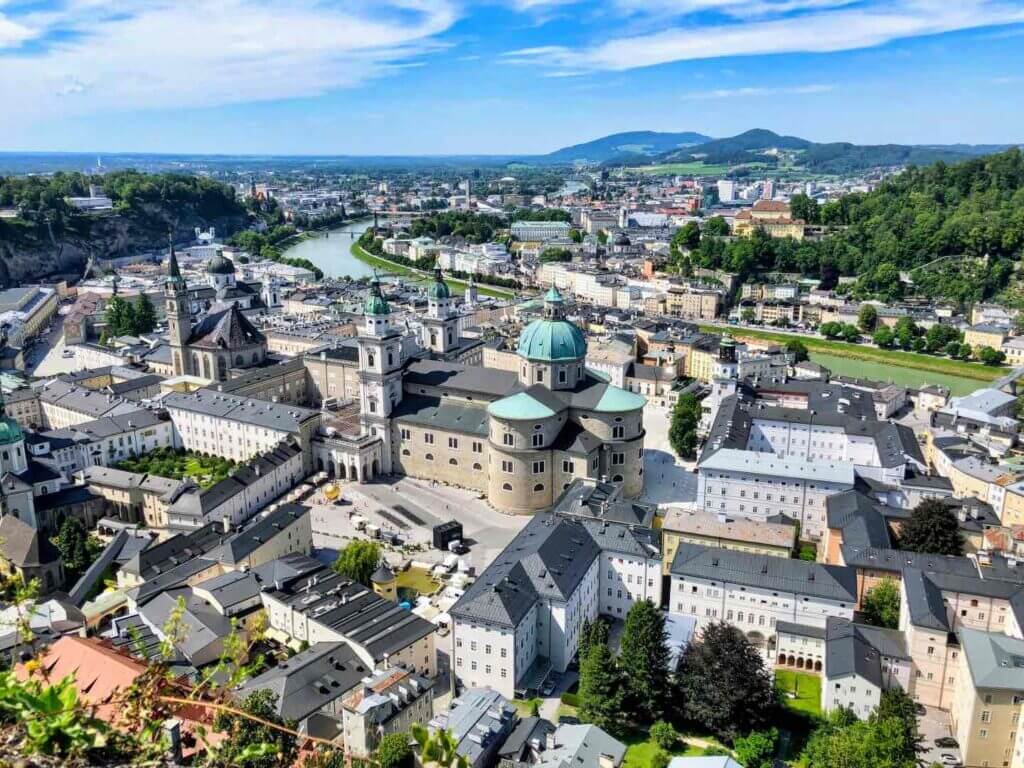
[364,276,390,316]
[0,417,23,446]
[517,317,587,362]
[427,267,451,300]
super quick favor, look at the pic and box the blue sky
[1,0,1024,155]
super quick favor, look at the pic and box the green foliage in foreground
[115,447,236,489]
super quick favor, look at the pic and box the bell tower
[422,267,458,357]
[164,234,191,376]
[356,274,403,474]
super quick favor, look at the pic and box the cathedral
[325,270,649,514]
[164,243,269,381]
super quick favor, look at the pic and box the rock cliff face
[0,205,247,285]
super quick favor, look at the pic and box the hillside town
[2,149,1024,768]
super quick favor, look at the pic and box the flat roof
[699,448,856,486]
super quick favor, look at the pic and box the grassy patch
[115,447,236,489]
[776,670,822,718]
[350,243,516,299]
[630,162,733,176]
[395,566,441,598]
[700,323,1007,383]
[513,698,542,717]
[621,729,710,768]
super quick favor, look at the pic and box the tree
[649,751,670,768]
[741,308,756,324]
[650,721,678,751]
[56,517,92,577]
[734,728,778,768]
[674,622,777,742]
[578,617,608,662]
[332,540,381,585]
[376,732,413,768]
[874,689,923,761]
[978,346,1006,365]
[804,706,917,768]
[411,726,467,768]
[674,221,701,251]
[619,601,671,723]
[669,392,703,461]
[209,689,298,768]
[861,578,901,629]
[703,216,730,236]
[133,292,157,334]
[785,339,808,362]
[858,304,878,332]
[104,296,136,337]
[569,229,583,243]
[578,639,625,736]
[789,193,820,224]
[840,323,861,343]
[897,498,964,556]
[540,247,573,263]
[873,327,895,348]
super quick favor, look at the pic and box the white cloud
[0,12,34,46]
[682,83,835,98]
[504,1,1024,73]
[0,0,458,122]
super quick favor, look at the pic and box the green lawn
[512,698,542,717]
[630,161,734,176]
[115,447,236,489]
[776,670,822,718]
[395,566,441,597]
[622,730,721,768]
[351,243,516,299]
[699,323,1008,383]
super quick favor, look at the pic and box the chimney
[221,517,231,534]
[545,731,557,751]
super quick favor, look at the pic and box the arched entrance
[337,463,347,480]
[372,459,380,477]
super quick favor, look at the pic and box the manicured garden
[775,670,822,718]
[115,447,237,489]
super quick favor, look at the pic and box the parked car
[941,754,960,765]
[934,738,959,749]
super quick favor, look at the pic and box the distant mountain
[650,128,1019,174]
[529,131,713,165]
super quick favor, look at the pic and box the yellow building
[659,507,795,575]
[732,201,806,240]
[952,629,1024,768]
[963,323,1008,351]
[687,338,720,383]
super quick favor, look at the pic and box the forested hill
[0,171,248,284]
[683,148,1024,306]
[658,128,1011,174]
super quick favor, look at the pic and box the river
[283,218,379,279]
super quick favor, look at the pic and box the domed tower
[371,563,397,602]
[464,275,478,308]
[0,391,27,478]
[356,274,403,475]
[207,251,236,294]
[422,267,458,356]
[516,287,587,390]
[714,332,739,380]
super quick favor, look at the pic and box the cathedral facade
[341,272,647,514]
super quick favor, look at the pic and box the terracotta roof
[752,200,791,212]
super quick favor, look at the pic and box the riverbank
[350,242,516,300]
[699,324,1008,384]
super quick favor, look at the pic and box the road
[27,313,80,378]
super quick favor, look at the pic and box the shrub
[651,720,678,750]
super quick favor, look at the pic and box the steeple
[167,232,183,282]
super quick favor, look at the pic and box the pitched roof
[186,303,265,349]
[0,515,60,567]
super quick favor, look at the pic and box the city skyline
[1,0,1024,155]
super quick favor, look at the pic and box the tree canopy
[332,540,382,586]
[897,498,964,556]
[669,392,703,460]
[618,601,672,723]
[861,578,901,629]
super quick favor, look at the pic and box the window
[503,433,514,446]
[534,483,544,492]
[449,458,458,466]
[502,460,514,474]
[402,449,411,456]
[613,426,624,439]
[532,433,544,447]
[424,433,435,445]
[502,483,512,491]
[473,463,482,470]
[981,711,992,723]
[559,369,567,383]
[367,353,375,367]
[613,474,623,482]
[533,460,545,474]
[612,452,625,466]
[563,460,574,473]
[472,441,483,453]
[425,453,434,461]
[400,428,411,440]
[448,437,458,449]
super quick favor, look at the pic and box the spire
[167,232,182,280]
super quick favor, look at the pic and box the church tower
[356,274,403,474]
[422,267,459,357]
[465,275,478,309]
[165,235,192,377]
